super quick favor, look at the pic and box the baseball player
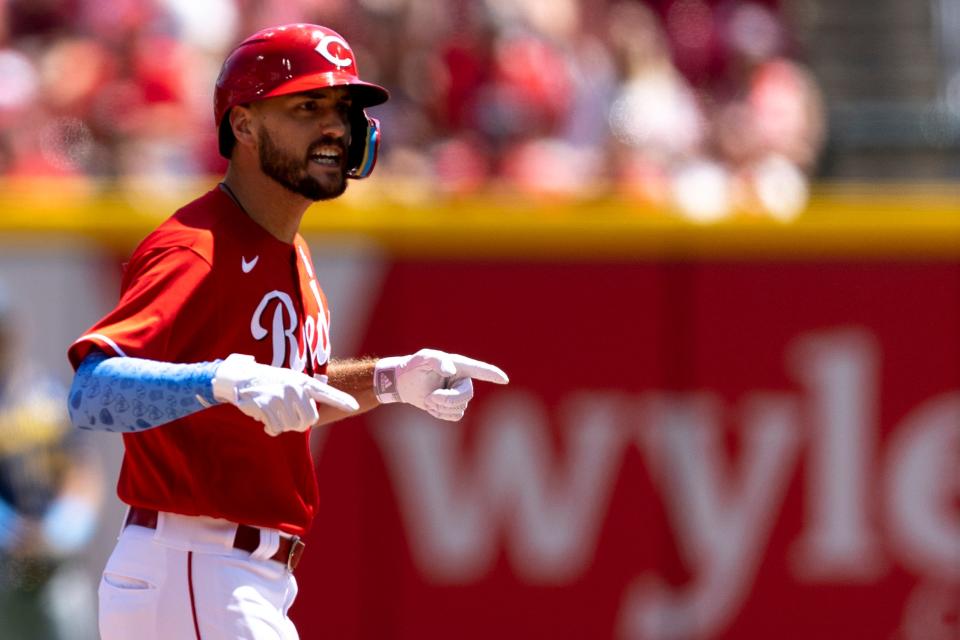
[66,24,508,640]
[0,288,102,640]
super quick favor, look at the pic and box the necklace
[219,182,248,214]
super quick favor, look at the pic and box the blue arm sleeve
[68,352,222,433]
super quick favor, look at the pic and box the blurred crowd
[0,0,825,221]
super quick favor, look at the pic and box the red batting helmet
[214,24,389,178]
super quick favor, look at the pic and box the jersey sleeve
[68,246,213,369]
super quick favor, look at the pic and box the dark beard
[257,129,347,201]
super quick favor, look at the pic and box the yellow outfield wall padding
[0,178,957,259]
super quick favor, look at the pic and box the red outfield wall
[292,259,960,639]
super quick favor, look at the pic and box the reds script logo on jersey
[249,249,330,372]
[250,289,330,372]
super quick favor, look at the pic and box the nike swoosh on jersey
[242,256,259,273]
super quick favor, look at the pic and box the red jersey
[68,187,332,535]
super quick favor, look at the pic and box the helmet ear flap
[346,110,381,179]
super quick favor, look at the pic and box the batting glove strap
[373,357,404,404]
[211,353,256,404]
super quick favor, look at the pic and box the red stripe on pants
[188,552,202,640]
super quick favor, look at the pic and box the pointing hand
[373,349,509,422]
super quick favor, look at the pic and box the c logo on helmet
[315,34,353,69]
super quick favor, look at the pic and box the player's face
[253,88,353,201]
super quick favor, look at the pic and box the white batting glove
[373,348,509,421]
[212,354,359,436]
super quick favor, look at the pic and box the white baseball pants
[98,511,299,640]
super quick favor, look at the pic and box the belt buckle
[286,535,305,572]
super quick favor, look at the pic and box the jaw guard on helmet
[347,113,381,179]
[214,23,389,180]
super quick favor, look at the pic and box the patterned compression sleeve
[69,352,221,433]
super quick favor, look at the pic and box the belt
[125,507,306,572]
